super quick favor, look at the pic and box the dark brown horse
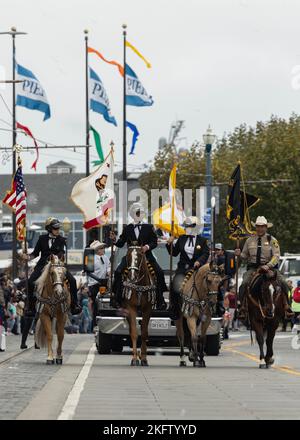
[122,245,156,366]
[34,255,70,365]
[243,269,286,368]
[175,262,224,367]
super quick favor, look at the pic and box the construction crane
[168,120,185,146]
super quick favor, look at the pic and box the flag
[2,165,27,241]
[16,63,51,121]
[226,164,260,239]
[89,68,117,126]
[152,203,186,238]
[90,125,104,166]
[16,122,39,171]
[126,41,151,68]
[88,47,124,77]
[71,150,114,230]
[152,164,186,237]
[125,64,153,107]
[126,121,140,154]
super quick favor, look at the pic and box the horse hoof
[141,360,149,367]
[46,359,55,365]
[259,363,266,369]
[56,358,63,365]
[130,359,139,366]
[179,361,187,367]
[266,358,274,366]
[199,360,206,368]
[193,360,200,367]
[34,343,40,349]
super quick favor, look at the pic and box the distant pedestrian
[291,280,300,329]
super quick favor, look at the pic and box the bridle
[126,246,145,283]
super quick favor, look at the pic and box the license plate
[150,319,169,330]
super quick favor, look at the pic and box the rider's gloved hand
[194,261,201,269]
[261,265,269,272]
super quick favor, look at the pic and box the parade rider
[235,216,293,319]
[166,216,211,320]
[22,217,81,316]
[110,202,168,310]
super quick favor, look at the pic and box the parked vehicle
[95,241,223,356]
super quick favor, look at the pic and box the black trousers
[28,264,78,310]
[112,256,167,304]
[89,279,108,327]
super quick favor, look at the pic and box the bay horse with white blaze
[243,269,286,368]
[175,262,224,367]
[122,244,156,366]
[34,255,71,365]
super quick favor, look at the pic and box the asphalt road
[1,330,300,420]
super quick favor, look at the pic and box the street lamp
[203,125,216,212]
[62,217,72,264]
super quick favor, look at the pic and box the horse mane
[35,261,51,296]
[183,263,210,295]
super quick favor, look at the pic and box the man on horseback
[235,216,293,319]
[22,217,81,317]
[110,203,167,310]
[166,216,214,320]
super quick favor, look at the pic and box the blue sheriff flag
[89,67,117,126]
[125,64,153,107]
[16,63,51,121]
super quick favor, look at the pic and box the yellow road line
[224,346,300,377]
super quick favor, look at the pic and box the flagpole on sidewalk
[84,29,90,177]
[122,24,127,227]
[0,27,27,278]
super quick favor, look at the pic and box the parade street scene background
[0,0,300,425]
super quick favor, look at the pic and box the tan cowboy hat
[251,216,273,228]
[89,240,106,251]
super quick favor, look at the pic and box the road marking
[224,346,300,377]
[57,343,96,420]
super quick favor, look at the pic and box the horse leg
[252,319,266,368]
[127,307,139,366]
[187,317,199,367]
[199,320,210,368]
[176,315,186,367]
[140,305,151,367]
[265,322,278,367]
[56,311,66,365]
[40,313,54,365]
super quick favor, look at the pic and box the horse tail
[35,319,48,348]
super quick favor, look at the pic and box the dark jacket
[115,223,157,263]
[30,234,66,269]
[166,234,210,273]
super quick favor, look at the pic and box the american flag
[2,165,27,241]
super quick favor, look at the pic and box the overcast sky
[0,0,300,175]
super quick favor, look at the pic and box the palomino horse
[34,255,70,365]
[122,244,156,366]
[175,262,224,367]
[243,269,286,368]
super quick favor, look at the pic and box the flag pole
[122,24,127,228]
[169,163,176,306]
[211,196,216,263]
[109,142,115,304]
[84,29,90,177]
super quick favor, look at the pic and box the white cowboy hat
[181,216,200,228]
[251,216,273,228]
[89,240,106,251]
[129,202,145,218]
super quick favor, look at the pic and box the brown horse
[243,269,286,368]
[122,245,156,366]
[34,255,71,365]
[175,262,224,367]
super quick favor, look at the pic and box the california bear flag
[71,150,114,229]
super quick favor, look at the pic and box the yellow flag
[126,41,152,68]
[169,164,177,231]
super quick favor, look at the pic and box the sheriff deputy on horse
[235,216,293,319]
[166,216,211,320]
[110,202,168,310]
[22,217,81,316]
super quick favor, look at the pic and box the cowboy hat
[129,202,146,218]
[251,216,273,228]
[181,216,200,228]
[89,240,106,251]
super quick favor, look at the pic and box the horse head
[49,254,67,298]
[126,244,145,282]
